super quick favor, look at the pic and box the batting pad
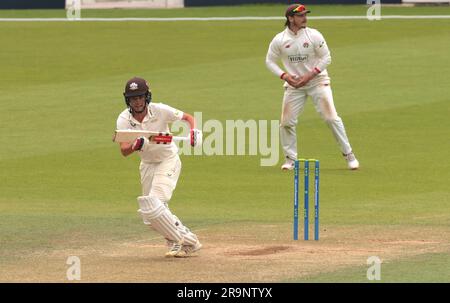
[172,214,199,246]
[137,196,183,243]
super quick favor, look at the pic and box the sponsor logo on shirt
[288,54,308,63]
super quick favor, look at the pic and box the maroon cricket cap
[285,4,311,17]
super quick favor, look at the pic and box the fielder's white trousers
[280,84,353,161]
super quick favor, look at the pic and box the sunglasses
[292,5,306,14]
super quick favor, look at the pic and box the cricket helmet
[123,77,152,108]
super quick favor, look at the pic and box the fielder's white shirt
[116,103,183,163]
[266,27,332,88]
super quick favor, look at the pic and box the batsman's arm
[117,117,137,157]
[182,113,202,147]
[182,113,196,129]
[119,136,149,156]
[120,142,134,157]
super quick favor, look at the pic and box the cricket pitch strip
[1,223,449,282]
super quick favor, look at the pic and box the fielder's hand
[295,71,317,88]
[282,73,301,88]
[131,136,149,151]
[190,129,202,147]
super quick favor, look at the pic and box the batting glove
[190,129,202,147]
[131,136,149,152]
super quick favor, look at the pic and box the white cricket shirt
[116,103,183,163]
[266,27,332,88]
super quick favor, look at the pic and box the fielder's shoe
[165,241,184,258]
[343,152,359,170]
[281,158,295,170]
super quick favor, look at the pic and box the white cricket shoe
[182,241,202,257]
[281,158,295,170]
[344,152,359,170]
[174,241,203,258]
[165,241,184,258]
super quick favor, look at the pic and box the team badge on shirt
[303,42,309,48]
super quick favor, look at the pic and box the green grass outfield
[0,5,449,282]
[290,253,450,282]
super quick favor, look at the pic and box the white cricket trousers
[139,154,198,243]
[280,84,353,161]
[140,154,181,201]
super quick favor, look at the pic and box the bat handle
[171,136,190,142]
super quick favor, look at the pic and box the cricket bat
[112,130,190,144]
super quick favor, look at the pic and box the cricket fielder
[116,77,202,257]
[265,3,359,170]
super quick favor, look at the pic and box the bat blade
[113,130,170,143]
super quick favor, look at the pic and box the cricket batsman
[116,77,202,257]
[265,4,360,170]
